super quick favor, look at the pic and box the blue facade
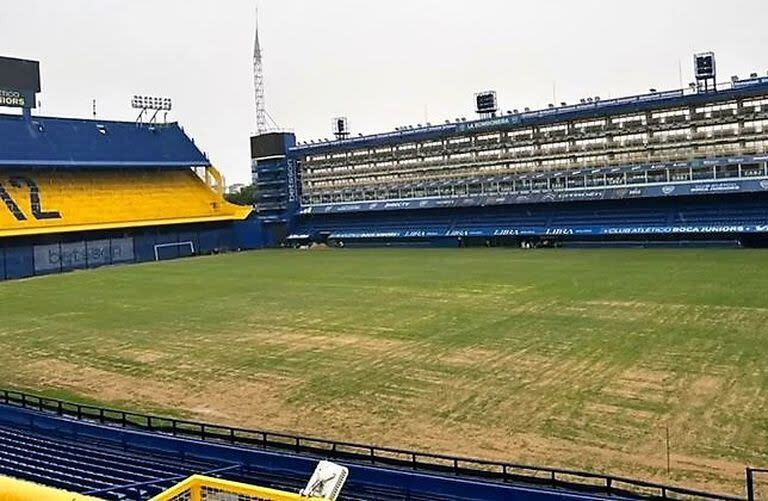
[292,193,768,245]
[0,221,262,281]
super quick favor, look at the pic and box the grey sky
[3,0,767,184]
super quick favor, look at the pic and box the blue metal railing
[0,388,744,500]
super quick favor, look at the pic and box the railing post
[747,468,755,501]
[57,400,62,416]
[21,393,26,408]
[172,420,177,436]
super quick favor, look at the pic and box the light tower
[253,8,267,133]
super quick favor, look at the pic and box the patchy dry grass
[0,248,767,494]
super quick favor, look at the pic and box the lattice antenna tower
[253,7,267,133]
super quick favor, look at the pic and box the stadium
[1,7,768,501]
[253,52,768,249]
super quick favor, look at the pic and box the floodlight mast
[253,7,267,134]
[475,91,498,119]
[333,117,349,140]
[693,52,717,92]
[132,95,172,124]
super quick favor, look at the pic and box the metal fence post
[747,468,755,501]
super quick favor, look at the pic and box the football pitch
[1,248,766,494]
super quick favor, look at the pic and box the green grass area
[0,248,766,494]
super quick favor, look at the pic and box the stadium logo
[492,229,519,236]
[0,89,27,107]
[384,202,410,209]
[661,186,676,195]
[760,180,768,190]
[0,176,61,221]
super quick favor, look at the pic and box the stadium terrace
[250,54,768,248]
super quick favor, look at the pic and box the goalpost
[153,241,195,261]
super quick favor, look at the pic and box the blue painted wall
[0,220,266,282]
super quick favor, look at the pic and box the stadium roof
[0,113,210,168]
[291,76,768,156]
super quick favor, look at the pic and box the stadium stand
[0,55,269,281]
[0,168,250,238]
[250,56,768,247]
[0,390,745,501]
[0,110,264,281]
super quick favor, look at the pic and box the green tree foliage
[225,184,258,206]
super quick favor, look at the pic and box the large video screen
[251,133,287,158]
[0,57,41,92]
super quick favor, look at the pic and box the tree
[225,184,259,206]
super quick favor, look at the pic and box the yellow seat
[0,167,251,238]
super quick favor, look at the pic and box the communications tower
[253,8,267,133]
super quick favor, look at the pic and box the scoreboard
[0,56,40,108]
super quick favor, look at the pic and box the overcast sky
[3,0,768,184]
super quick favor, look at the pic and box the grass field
[1,248,767,494]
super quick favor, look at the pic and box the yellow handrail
[149,475,324,501]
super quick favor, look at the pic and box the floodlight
[132,94,172,111]
[474,90,498,115]
[694,52,716,80]
[751,72,758,78]
[560,102,567,106]
[649,88,657,93]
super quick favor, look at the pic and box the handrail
[0,389,742,501]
